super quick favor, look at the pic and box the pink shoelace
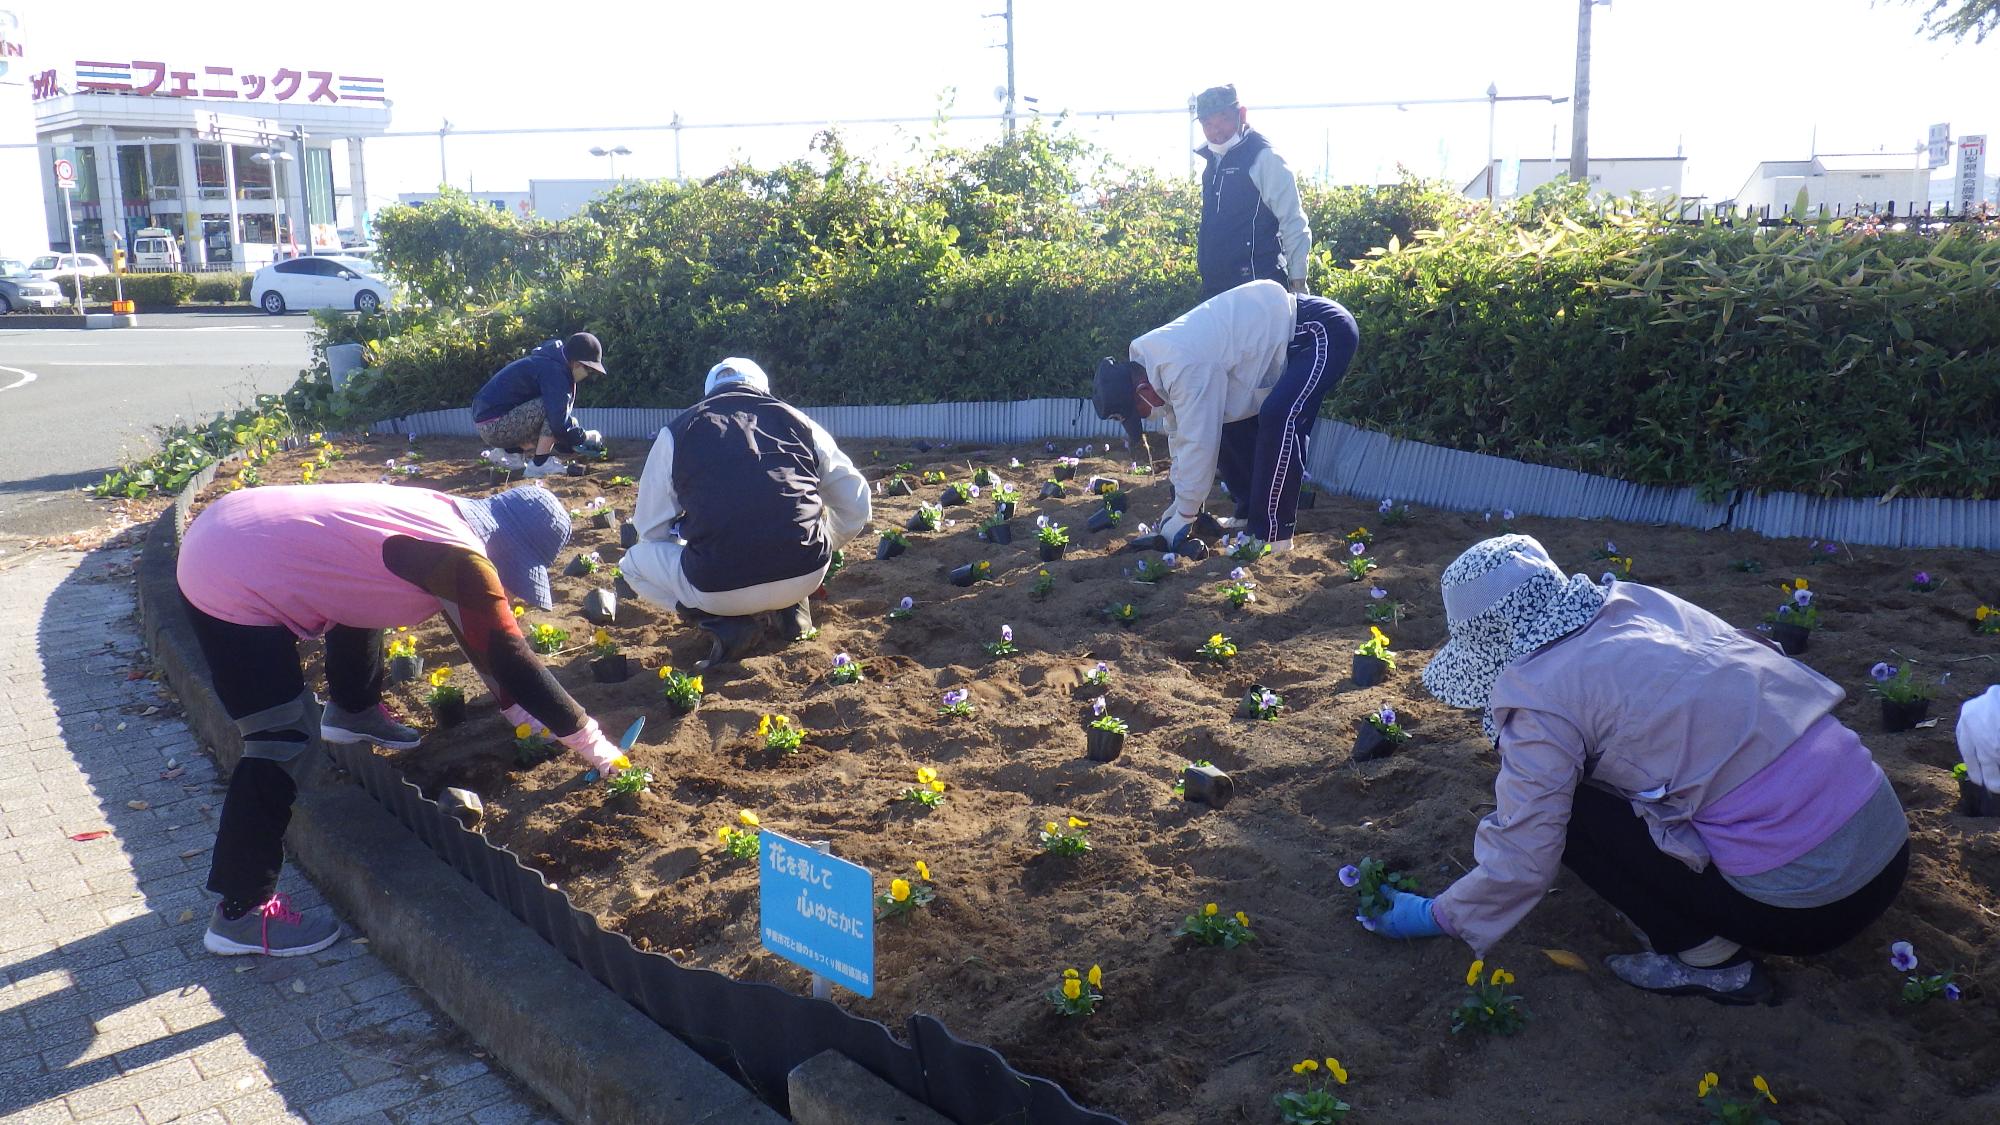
[255,893,301,954]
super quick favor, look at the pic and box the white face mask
[1206,130,1245,157]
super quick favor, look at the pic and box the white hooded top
[1127,279,1295,516]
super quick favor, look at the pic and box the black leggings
[1560,783,1909,957]
[185,602,383,905]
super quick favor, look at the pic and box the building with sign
[0,8,53,257]
[1459,155,1686,203]
[1731,155,1933,215]
[395,179,620,222]
[23,52,390,269]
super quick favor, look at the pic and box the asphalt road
[0,310,315,541]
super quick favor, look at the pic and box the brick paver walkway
[1,545,555,1125]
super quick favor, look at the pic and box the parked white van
[131,227,182,270]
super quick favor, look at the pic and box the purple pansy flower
[832,653,851,668]
[1502,508,1516,521]
[1349,541,1367,557]
[1036,514,1048,528]
[1001,625,1013,643]
[966,484,981,498]
[1356,912,1378,933]
[1945,983,1962,1001]
[1370,586,1387,599]
[942,689,968,707]
[1162,553,1178,567]
[1231,567,1248,581]
[1378,498,1394,514]
[1914,571,1931,585]
[1890,941,1917,972]
[1259,689,1279,709]
[1379,708,1397,727]
[1338,864,1361,888]
[898,596,914,610]
[1794,589,1813,607]
[1091,696,1106,717]
[1604,540,1617,553]
[1776,603,1792,616]
[1870,662,1895,682]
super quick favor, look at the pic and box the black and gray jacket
[1196,128,1312,297]
[631,387,870,593]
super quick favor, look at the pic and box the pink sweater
[179,484,484,637]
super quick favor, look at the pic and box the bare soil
[197,434,2000,1124]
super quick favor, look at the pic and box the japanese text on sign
[758,832,875,997]
[49,60,385,104]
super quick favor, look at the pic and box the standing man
[472,332,608,478]
[1092,279,1358,554]
[1193,84,1313,301]
[621,358,871,665]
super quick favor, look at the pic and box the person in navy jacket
[1193,84,1313,301]
[471,332,607,477]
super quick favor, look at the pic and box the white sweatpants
[621,538,827,618]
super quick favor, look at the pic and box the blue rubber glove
[1370,886,1445,939]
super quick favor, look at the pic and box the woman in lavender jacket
[1369,535,1909,1004]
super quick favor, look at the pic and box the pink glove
[501,704,535,731]
[556,718,630,773]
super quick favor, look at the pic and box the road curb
[135,503,785,1125]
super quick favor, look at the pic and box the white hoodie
[1127,279,1295,516]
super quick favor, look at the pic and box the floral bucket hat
[1421,535,1608,733]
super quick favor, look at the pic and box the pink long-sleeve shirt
[1432,583,1882,956]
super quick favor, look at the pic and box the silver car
[0,258,68,312]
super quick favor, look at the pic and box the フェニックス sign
[758,831,874,997]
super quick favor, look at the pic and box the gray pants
[474,399,550,450]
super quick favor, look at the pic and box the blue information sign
[757,831,875,997]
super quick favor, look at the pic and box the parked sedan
[0,258,69,312]
[251,257,393,315]
[27,252,109,283]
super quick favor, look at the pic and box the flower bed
[194,435,2000,1123]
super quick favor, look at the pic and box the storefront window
[195,143,229,200]
[233,146,274,200]
[148,144,181,196]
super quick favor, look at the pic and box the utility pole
[439,119,452,187]
[1569,0,1598,183]
[986,2,1016,139]
[1486,82,1499,200]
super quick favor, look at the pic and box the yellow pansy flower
[1291,1062,1309,1075]
[1697,1072,1718,1098]
[1466,959,1485,986]
[1045,821,1059,834]
[757,715,771,736]
[916,766,938,784]
[1063,968,1079,978]
[930,780,946,793]
[1793,577,1808,590]
[1087,964,1102,989]
[658,665,672,679]
[1753,1076,1776,1105]
[1068,816,1088,828]
[514,723,532,740]
[717,826,732,842]
[1203,903,1218,916]
[1298,1058,1319,1072]
[512,604,526,618]
[688,676,704,693]
[1327,1059,1347,1085]
[739,810,760,827]
[890,878,910,902]
[1979,605,1993,621]
[1235,911,1250,927]
[428,667,451,687]
[1491,968,1515,986]
[1062,978,1081,1001]
[1208,633,1225,647]
[914,860,930,881]
[1370,625,1390,647]
[593,628,610,646]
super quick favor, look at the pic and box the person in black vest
[1194,84,1313,301]
[620,358,871,663]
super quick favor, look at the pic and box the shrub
[190,273,252,304]
[84,272,197,308]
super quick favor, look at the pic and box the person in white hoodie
[1092,279,1358,552]
[620,358,870,662]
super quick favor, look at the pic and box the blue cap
[456,485,571,610]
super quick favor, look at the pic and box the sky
[18,0,1998,205]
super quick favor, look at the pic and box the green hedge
[296,132,2000,499]
[80,272,252,307]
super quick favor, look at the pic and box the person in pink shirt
[1367,535,1908,1005]
[177,482,632,957]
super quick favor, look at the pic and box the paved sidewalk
[1,545,556,1125]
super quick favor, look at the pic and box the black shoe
[775,599,813,643]
[693,615,764,671]
[1605,952,1779,1006]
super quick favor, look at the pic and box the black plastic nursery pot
[1881,697,1932,732]
[1297,489,1317,510]
[941,486,968,506]
[1102,491,1130,514]
[995,501,1016,521]
[593,508,621,530]
[1352,720,1397,762]
[563,554,595,578]
[1085,727,1125,763]
[619,521,638,549]
[666,696,698,717]
[1960,778,2000,817]
[1181,763,1234,809]
[877,537,907,560]
[1040,481,1067,499]
[565,463,588,477]
[429,697,467,728]
[981,523,1013,545]
[949,563,986,587]
[886,477,913,497]
[906,512,937,533]
[1238,683,1272,719]
[1769,622,1811,656]
[1085,476,1118,495]
[1052,464,1076,481]
[1086,508,1118,533]
[387,654,424,683]
[591,654,631,683]
[583,588,619,625]
[1352,654,1389,687]
[1039,543,1065,562]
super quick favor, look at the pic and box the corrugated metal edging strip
[1732,491,2000,550]
[371,401,2000,547]
[327,740,1119,1123]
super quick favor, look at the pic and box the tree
[1895,0,2000,42]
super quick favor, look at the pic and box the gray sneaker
[321,702,422,749]
[204,895,341,957]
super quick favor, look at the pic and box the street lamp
[251,148,295,257]
[589,144,632,179]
